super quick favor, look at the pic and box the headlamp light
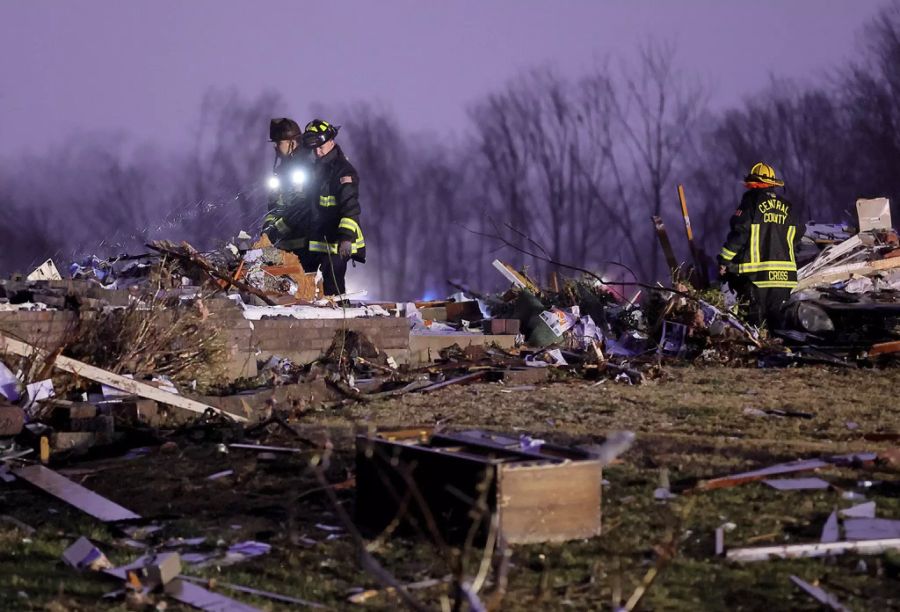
[267,175,281,191]
[291,170,307,186]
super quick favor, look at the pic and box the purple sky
[0,0,886,157]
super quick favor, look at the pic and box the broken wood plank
[228,443,304,454]
[789,575,850,612]
[695,459,828,491]
[179,575,326,608]
[870,340,900,357]
[148,241,276,306]
[795,255,900,291]
[12,464,140,522]
[0,333,246,422]
[492,260,540,293]
[725,537,900,562]
[651,215,679,275]
[676,185,709,288]
[164,578,263,612]
[418,372,486,393]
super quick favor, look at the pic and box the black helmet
[302,118,339,148]
[269,118,302,142]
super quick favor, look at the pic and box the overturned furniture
[355,428,602,544]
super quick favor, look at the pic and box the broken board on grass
[12,464,140,522]
[726,538,900,562]
[695,459,829,491]
[0,333,246,422]
[355,428,601,544]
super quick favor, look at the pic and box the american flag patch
[734,209,742,216]
[340,176,353,184]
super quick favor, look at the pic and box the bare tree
[608,43,707,279]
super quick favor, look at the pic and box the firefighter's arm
[718,202,752,265]
[335,173,362,243]
[793,221,805,251]
[262,196,290,242]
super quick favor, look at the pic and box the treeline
[2,3,899,300]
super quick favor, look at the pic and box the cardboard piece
[856,197,892,232]
[62,536,112,571]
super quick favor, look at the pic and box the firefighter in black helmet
[718,162,804,329]
[262,118,315,253]
[299,118,366,297]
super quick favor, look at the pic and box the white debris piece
[239,303,391,320]
[26,259,62,281]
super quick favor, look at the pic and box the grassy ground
[1,365,899,610]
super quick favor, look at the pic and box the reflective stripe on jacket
[718,189,804,289]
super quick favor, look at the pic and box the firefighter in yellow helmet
[299,118,365,297]
[718,162,804,328]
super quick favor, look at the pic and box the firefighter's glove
[263,218,290,243]
[338,240,353,261]
[719,264,727,278]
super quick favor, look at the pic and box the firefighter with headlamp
[261,118,314,254]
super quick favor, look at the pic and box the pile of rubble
[783,198,900,359]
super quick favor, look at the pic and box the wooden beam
[726,538,900,562]
[651,215,679,274]
[0,333,246,422]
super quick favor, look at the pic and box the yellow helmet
[744,162,784,187]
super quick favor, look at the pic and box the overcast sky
[0,0,887,158]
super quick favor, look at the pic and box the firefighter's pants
[730,275,791,330]
[298,250,348,297]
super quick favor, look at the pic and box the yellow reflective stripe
[339,217,365,252]
[309,240,338,253]
[319,195,337,207]
[737,261,797,273]
[750,224,760,263]
[339,217,360,233]
[274,219,290,234]
[309,240,363,254]
[720,247,737,261]
[787,225,796,264]
[752,280,797,288]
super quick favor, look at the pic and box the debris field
[0,214,899,611]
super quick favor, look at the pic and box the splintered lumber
[418,372,486,393]
[794,255,900,291]
[492,260,540,293]
[651,215,679,273]
[789,576,850,612]
[0,333,246,422]
[164,579,263,612]
[726,538,900,562]
[148,240,276,305]
[179,575,326,608]
[12,464,140,522]
[870,340,900,357]
[676,184,709,287]
[694,459,828,491]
